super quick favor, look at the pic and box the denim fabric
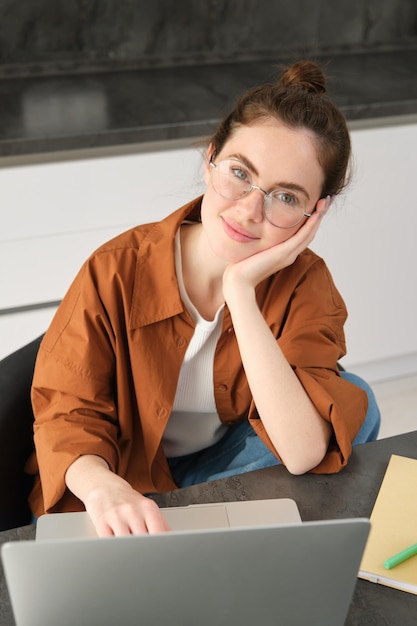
[341,371,381,444]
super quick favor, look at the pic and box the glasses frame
[209,157,315,229]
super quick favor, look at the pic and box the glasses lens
[211,159,251,200]
[264,191,307,228]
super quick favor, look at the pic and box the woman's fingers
[88,492,171,537]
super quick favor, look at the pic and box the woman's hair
[209,60,351,197]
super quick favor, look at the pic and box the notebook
[359,454,417,594]
[35,498,301,539]
[2,510,369,626]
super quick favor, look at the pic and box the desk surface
[2,431,417,625]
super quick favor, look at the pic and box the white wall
[1,121,417,382]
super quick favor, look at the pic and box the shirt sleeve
[30,258,122,513]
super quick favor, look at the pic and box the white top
[161,230,228,458]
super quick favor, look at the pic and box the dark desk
[2,431,417,625]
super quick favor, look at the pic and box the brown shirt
[28,197,367,516]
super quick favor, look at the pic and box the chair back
[0,336,43,530]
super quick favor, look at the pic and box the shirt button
[218,384,228,392]
[177,337,185,347]
[227,327,234,334]
[156,407,167,419]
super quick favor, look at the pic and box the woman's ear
[204,144,216,185]
[207,143,216,162]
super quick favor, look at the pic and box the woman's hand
[65,455,171,537]
[223,196,331,297]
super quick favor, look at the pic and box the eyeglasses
[209,158,315,229]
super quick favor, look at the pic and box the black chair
[0,335,43,531]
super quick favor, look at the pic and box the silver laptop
[2,502,369,626]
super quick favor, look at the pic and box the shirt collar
[129,197,202,329]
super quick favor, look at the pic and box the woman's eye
[231,167,249,182]
[276,191,298,206]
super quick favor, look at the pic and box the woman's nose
[237,188,265,221]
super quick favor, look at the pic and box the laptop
[2,501,369,626]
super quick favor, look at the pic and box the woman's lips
[221,216,259,243]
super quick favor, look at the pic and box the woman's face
[201,118,325,264]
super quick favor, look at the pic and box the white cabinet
[312,120,417,381]
[2,121,417,383]
[0,146,204,359]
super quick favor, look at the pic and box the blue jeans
[167,371,381,488]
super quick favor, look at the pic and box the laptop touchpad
[163,504,229,531]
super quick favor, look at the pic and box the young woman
[28,60,380,536]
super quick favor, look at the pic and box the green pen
[384,542,417,570]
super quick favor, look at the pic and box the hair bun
[280,60,327,95]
